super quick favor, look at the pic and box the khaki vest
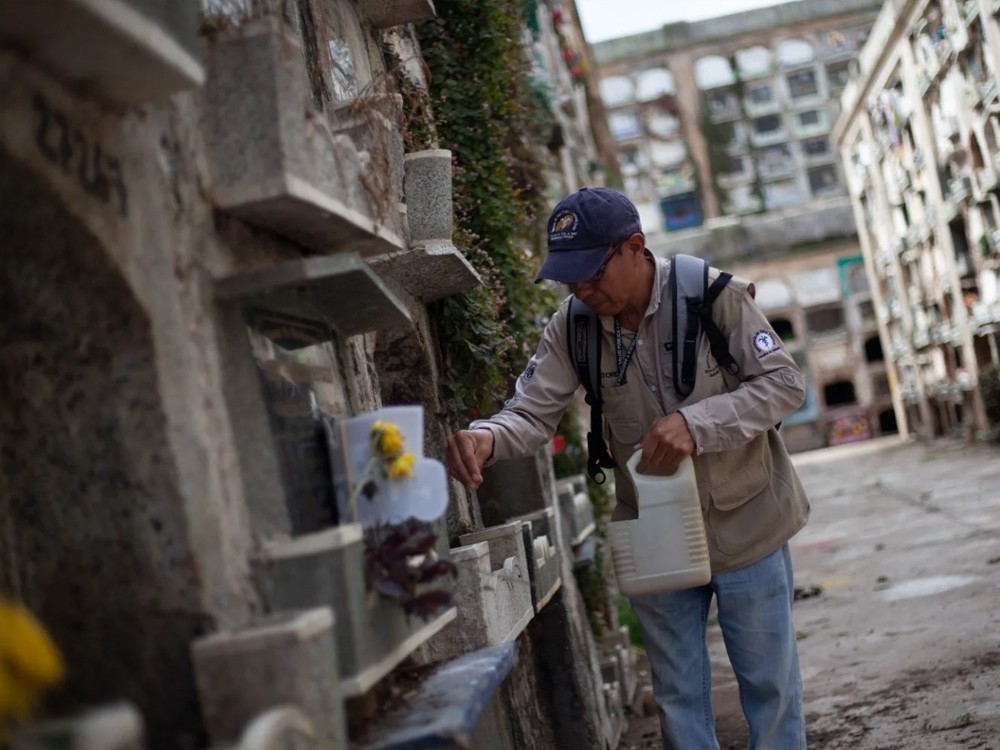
[603,271,810,574]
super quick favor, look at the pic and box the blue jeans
[629,544,806,750]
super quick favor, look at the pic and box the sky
[575,0,805,44]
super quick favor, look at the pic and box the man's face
[569,238,639,315]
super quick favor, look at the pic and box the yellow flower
[387,452,417,480]
[0,674,35,725]
[371,420,405,460]
[0,600,64,731]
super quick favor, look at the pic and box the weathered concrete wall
[0,52,265,744]
[488,629,559,750]
[0,10,410,735]
[0,4,616,749]
[0,153,214,743]
[472,450,610,749]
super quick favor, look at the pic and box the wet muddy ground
[620,437,1000,750]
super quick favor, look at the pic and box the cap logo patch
[550,211,579,241]
[554,212,575,231]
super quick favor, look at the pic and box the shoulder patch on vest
[753,330,779,357]
[781,370,800,388]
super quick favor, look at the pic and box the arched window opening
[736,46,773,78]
[864,335,884,362]
[600,76,635,107]
[771,318,796,343]
[879,409,899,433]
[777,38,816,68]
[824,380,857,407]
[694,55,736,89]
[635,68,676,101]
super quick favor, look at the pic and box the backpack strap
[567,297,616,484]
[697,272,740,378]
[670,255,740,398]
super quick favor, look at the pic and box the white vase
[328,406,447,528]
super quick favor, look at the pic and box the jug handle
[625,450,644,478]
[626,450,689,479]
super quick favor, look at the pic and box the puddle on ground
[879,575,980,601]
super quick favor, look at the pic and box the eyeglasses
[583,244,622,285]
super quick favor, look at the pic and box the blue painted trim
[368,642,519,750]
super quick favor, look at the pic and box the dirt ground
[619,436,1000,750]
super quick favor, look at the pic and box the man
[446,187,810,749]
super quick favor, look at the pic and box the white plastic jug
[607,451,711,596]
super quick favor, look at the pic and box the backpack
[567,254,739,484]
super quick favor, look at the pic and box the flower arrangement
[347,420,418,520]
[0,600,64,737]
[339,414,456,619]
[334,407,448,529]
[364,519,456,619]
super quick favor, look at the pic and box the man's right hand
[446,429,494,489]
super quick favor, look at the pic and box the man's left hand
[635,412,694,470]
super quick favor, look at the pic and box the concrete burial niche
[201,16,404,255]
[477,451,557,527]
[601,626,638,708]
[237,707,318,750]
[366,243,481,302]
[0,153,206,747]
[190,608,345,749]
[255,525,457,698]
[601,679,624,749]
[9,703,145,750]
[507,509,562,613]
[554,475,597,548]
[0,0,203,105]
[357,0,437,29]
[366,148,481,302]
[418,524,533,662]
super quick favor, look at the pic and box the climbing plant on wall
[415,0,560,421]
[701,58,764,216]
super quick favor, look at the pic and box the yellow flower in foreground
[387,452,417,480]
[371,420,405,459]
[0,600,64,730]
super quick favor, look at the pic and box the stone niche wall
[0,154,207,746]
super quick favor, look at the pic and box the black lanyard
[613,318,639,387]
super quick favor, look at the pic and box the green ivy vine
[414,0,561,421]
[702,59,764,216]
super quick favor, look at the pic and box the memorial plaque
[251,313,339,534]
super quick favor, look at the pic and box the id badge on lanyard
[614,318,638,387]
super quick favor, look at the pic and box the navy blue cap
[535,187,643,284]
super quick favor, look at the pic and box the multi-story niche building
[591,0,891,452]
[836,0,1000,440]
[0,1,624,748]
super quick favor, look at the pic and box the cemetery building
[0,2,633,749]
[591,0,896,451]
[836,0,1000,439]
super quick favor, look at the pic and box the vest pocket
[708,460,769,510]
[608,418,642,447]
[706,460,781,556]
[602,386,644,447]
